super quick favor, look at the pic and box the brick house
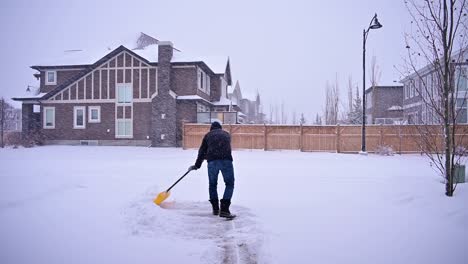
[365,85,404,124]
[13,33,236,147]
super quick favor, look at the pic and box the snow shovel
[154,168,193,206]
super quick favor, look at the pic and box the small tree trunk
[443,51,453,196]
[0,98,4,148]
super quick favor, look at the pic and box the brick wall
[40,102,151,141]
[176,101,197,146]
[40,69,85,93]
[172,67,197,96]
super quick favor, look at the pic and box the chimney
[151,41,177,147]
[157,41,173,94]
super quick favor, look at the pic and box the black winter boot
[219,199,236,219]
[209,199,219,215]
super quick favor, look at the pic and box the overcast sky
[0,0,411,122]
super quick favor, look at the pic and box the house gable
[41,46,158,103]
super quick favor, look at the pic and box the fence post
[336,124,341,153]
[379,124,384,147]
[398,125,402,154]
[264,124,268,151]
[300,124,304,152]
[182,122,187,150]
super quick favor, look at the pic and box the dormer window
[45,71,57,85]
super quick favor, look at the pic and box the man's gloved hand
[188,165,198,171]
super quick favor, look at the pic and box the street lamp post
[361,13,382,154]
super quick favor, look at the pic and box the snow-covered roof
[33,32,229,74]
[12,73,44,102]
[34,49,109,67]
[176,95,212,104]
[212,97,236,106]
[176,95,204,100]
[12,92,47,101]
[388,105,403,111]
[238,112,246,117]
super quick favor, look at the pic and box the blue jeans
[207,160,235,200]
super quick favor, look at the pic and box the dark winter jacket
[195,122,233,168]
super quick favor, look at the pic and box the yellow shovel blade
[154,191,170,205]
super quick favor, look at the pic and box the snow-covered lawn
[0,146,467,264]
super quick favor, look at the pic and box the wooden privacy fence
[182,123,468,153]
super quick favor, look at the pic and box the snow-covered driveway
[0,146,467,264]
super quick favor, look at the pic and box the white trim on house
[84,74,87,100]
[73,106,86,129]
[172,65,196,69]
[198,67,208,94]
[403,101,423,110]
[206,74,211,96]
[40,67,87,71]
[147,68,150,99]
[45,71,57,85]
[42,99,115,104]
[134,98,152,103]
[43,106,55,129]
[155,68,158,96]
[139,63,142,99]
[88,106,101,123]
[169,90,177,99]
[91,71,94,100]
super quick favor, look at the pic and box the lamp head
[370,16,383,30]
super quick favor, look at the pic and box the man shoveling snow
[190,121,236,219]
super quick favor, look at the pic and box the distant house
[228,81,264,124]
[13,33,237,147]
[1,100,22,131]
[365,85,404,124]
[400,50,468,124]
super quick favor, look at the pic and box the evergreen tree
[348,87,363,124]
[299,113,307,125]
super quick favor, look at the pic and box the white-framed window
[73,106,86,129]
[198,68,210,94]
[45,71,57,85]
[43,106,55,129]
[456,66,468,91]
[198,68,203,92]
[117,84,132,104]
[403,84,406,99]
[116,119,132,137]
[88,106,101,123]
[426,73,432,99]
[456,98,468,123]
[206,74,211,95]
